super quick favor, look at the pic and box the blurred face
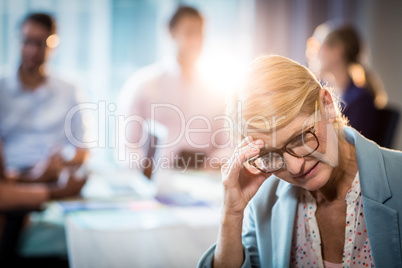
[20,21,51,70]
[248,91,339,191]
[319,39,344,72]
[170,15,204,62]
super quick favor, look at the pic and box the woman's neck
[311,136,358,205]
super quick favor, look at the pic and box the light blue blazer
[198,127,402,268]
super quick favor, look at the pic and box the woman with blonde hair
[198,55,402,268]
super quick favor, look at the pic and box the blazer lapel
[346,127,402,267]
[362,196,402,267]
[271,181,298,268]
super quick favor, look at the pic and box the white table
[65,170,222,268]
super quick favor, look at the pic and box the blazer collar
[275,177,294,198]
[343,128,401,267]
[344,127,392,203]
[271,178,298,268]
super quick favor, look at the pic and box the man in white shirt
[0,13,88,261]
[118,6,231,175]
[0,13,88,184]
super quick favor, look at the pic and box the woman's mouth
[293,162,320,179]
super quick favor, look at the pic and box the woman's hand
[221,136,269,217]
[213,136,269,268]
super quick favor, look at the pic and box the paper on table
[155,170,223,206]
[67,205,221,231]
[58,200,161,213]
[171,206,221,228]
[68,208,181,231]
[155,192,210,207]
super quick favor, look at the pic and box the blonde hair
[228,55,346,141]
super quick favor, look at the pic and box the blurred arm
[116,75,150,169]
[64,147,89,166]
[0,182,48,210]
[0,139,48,210]
[0,140,4,179]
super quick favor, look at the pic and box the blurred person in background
[313,24,387,142]
[0,13,88,182]
[0,13,88,262]
[118,6,230,175]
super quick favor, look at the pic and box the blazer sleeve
[197,204,260,268]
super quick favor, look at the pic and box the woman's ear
[320,88,336,123]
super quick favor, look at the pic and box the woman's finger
[226,139,264,181]
[239,135,253,147]
[237,139,264,163]
[224,136,253,172]
[221,161,230,175]
[230,136,256,164]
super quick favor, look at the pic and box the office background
[1,0,401,158]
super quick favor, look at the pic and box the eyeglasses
[248,101,320,173]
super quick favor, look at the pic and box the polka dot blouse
[290,172,375,268]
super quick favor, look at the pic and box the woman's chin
[300,174,329,192]
[294,164,332,191]
[301,180,328,191]
[275,162,333,191]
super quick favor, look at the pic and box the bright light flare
[349,63,366,88]
[46,34,60,49]
[197,50,247,96]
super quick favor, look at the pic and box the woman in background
[313,24,387,142]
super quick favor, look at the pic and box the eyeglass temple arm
[313,100,318,131]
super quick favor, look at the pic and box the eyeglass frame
[247,101,320,173]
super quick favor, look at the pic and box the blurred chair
[0,210,26,263]
[0,209,69,267]
[142,120,168,179]
[375,107,400,148]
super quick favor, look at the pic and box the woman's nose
[283,153,305,175]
